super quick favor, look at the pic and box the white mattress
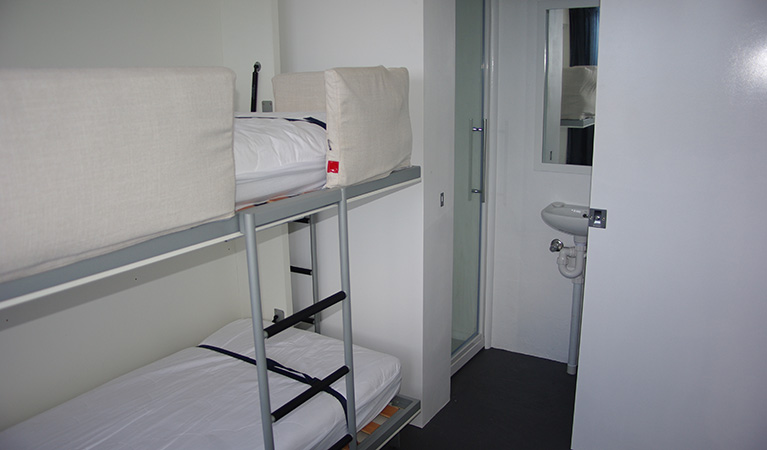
[0,319,402,450]
[234,113,328,208]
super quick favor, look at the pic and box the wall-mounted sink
[541,202,589,237]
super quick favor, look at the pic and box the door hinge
[588,208,607,229]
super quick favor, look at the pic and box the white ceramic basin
[541,202,589,237]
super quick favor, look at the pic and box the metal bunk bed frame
[0,166,421,450]
[241,188,358,450]
[289,216,322,332]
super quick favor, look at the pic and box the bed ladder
[289,215,322,333]
[239,188,357,450]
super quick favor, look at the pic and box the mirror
[542,5,599,167]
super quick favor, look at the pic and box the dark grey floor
[386,348,577,450]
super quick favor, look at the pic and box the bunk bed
[0,66,420,449]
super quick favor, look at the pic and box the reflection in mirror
[543,6,599,166]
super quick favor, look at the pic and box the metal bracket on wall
[588,208,607,229]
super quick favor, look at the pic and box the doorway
[452,0,487,372]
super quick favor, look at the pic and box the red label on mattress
[327,161,339,173]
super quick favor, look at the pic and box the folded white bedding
[0,319,402,450]
[234,113,328,207]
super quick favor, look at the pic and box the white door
[572,0,767,448]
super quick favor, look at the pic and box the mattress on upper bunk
[0,68,236,284]
[233,66,413,209]
[0,319,402,450]
[233,112,328,208]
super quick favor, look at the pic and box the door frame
[450,0,499,374]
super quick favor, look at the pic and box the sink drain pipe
[550,237,587,375]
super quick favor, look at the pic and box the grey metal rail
[358,395,421,450]
[309,214,321,333]
[338,187,358,449]
[289,214,322,333]
[0,218,240,305]
[240,212,275,447]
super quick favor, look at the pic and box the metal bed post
[309,214,321,333]
[239,212,275,450]
[338,188,357,449]
[251,62,261,113]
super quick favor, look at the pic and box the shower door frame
[451,0,496,375]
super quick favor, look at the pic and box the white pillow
[233,113,327,180]
[560,65,598,120]
[324,66,412,188]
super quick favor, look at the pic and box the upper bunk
[0,66,421,308]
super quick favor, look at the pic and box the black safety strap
[291,116,327,130]
[234,115,327,130]
[197,344,348,419]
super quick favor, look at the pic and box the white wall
[487,0,591,362]
[0,0,222,68]
[278,0,454,426]
[0,0,279,111]
[221,0,280,111]
[572,0,767,448]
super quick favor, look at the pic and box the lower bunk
[0,318,419,450]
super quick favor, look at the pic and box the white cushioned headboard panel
[561,65,597,120]
[0,67,235,283]
[272,71,326,112]
[324,66,412,187]
[271,66,412,188]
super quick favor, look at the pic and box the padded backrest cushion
[560,65,597,120]
[0,68,235,283]
[272,71,326,112]
[324,66,412,188]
